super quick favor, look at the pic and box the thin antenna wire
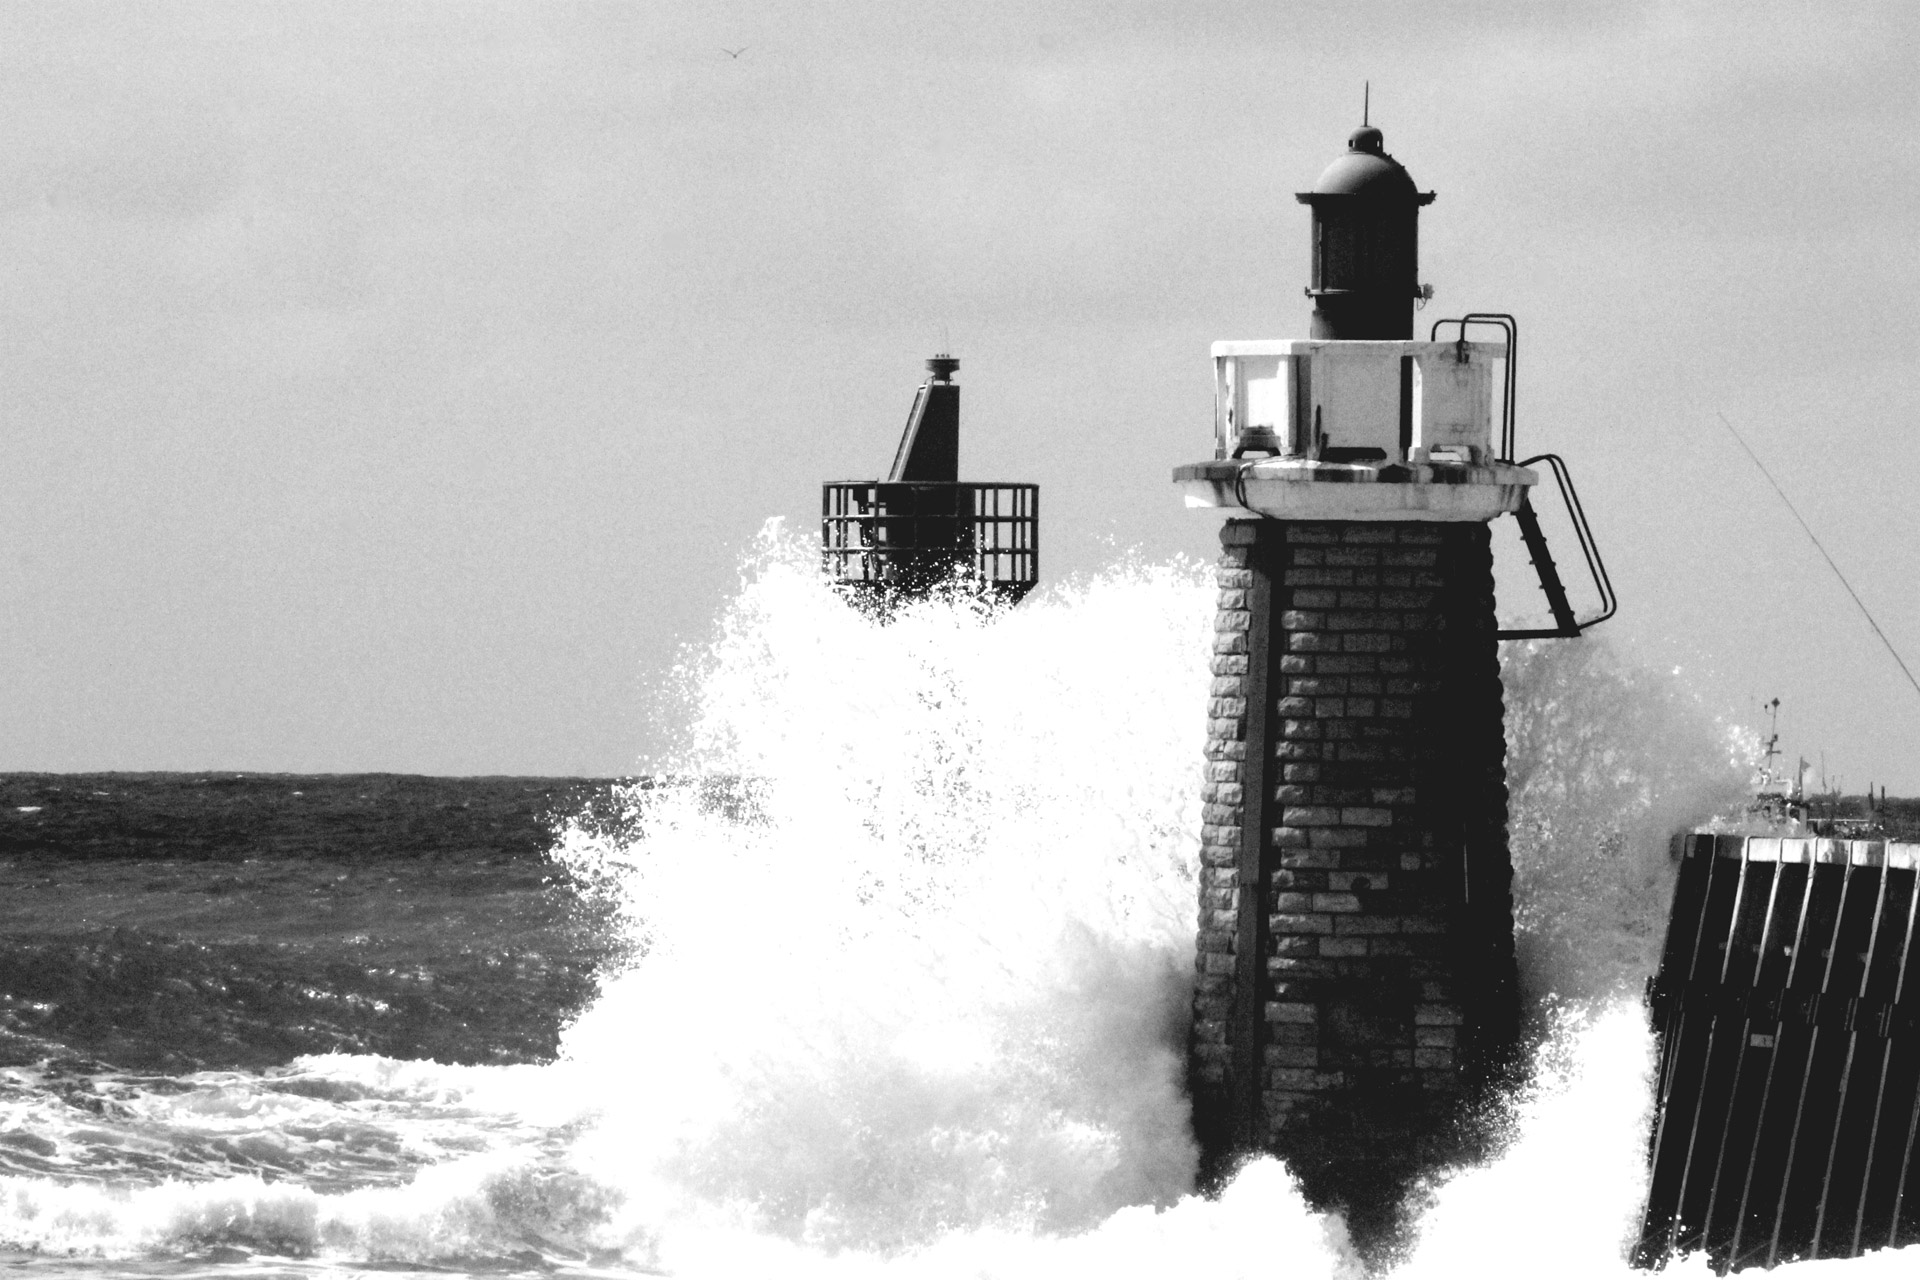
[1363,82,1370,126]
[1717,411,1920,706]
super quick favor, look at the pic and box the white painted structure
[1175,337,1537,522]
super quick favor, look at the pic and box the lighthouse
[1178,123,1610,1238]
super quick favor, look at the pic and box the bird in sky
[721,46,748,59]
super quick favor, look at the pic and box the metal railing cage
[822,481,1038,604]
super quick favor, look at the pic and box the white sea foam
[3,522,1914,1277]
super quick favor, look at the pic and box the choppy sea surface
[2,524,1913,1278]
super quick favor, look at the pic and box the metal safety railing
[1418,313,1615,640]
[1638,835,1920,1272]
[1430,312,1517,462]
[821,481,1038,603]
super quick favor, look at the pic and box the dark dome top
[1299,127,1429,203]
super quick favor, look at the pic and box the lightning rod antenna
[1363,82,1369,126]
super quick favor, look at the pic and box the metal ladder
[1429,313,1616,641]
[1499,452,1617,640]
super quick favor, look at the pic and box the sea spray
[554,524,1218,1253]
[547,524,1752,1270]
[2,526,1911,1276]
[546,525,1780,1273]
[1503,641,1759,1005]
[1395,1001,1662,1279]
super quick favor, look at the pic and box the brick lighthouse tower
[1176,122,1605,1237]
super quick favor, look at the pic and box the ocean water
[2,523,1913,1278]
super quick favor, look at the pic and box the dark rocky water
[0,774,631,1074]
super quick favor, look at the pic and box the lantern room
[1298,125,1435,341]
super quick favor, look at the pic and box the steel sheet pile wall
[1638,834,1920,1272]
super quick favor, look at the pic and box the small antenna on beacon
[1363,81,1370,126]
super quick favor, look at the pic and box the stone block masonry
[1190,516,1518,1225]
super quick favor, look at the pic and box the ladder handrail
[1497,452,1617,639]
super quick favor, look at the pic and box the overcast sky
[4,1,1918,785]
